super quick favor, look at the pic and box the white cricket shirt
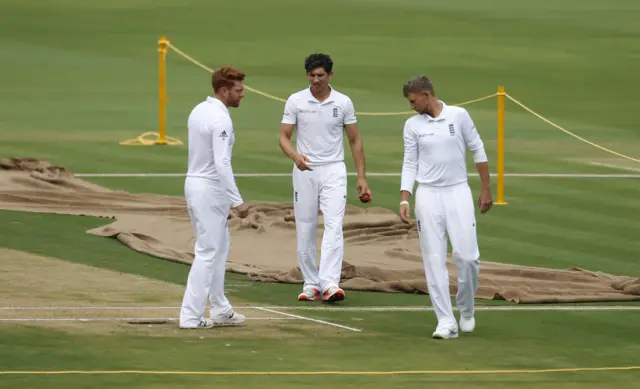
[281,86,357,166]
[186,96,243,207]
[400,101,487,193]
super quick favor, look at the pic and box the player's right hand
[294,153,312,171]
[233,203,250,219]
[399,202,412,224]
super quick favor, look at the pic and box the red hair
[212,66,245,92]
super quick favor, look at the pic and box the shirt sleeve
[211,118,244,207]
[461,109,488,164]
[281,96,297,125]
[343,98,357,125]
[400,121,418,194]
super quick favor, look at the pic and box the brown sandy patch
[0,248,345,338]
[1,157,639,304]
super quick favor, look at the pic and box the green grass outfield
[1,0,639,388]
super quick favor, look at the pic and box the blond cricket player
[179,66,250,329]
[399,75,493,339]
[278,53,372,303]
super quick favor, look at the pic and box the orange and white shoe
[297,288,320,301]
[322,286,345,303]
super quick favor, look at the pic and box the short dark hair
[402,75,436,97]
[304,53,333,74]
[212,66,245,92]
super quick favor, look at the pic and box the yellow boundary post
[119,36,182,146]
[156,36,169,145]
[495,86,507,205]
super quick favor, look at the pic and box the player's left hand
[478,188,493,214]
[357,177,372,203]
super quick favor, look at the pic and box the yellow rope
[165,42,496,116]
[505,94,640,164]
[1,366,639,376]
[123,37,640,164]
[167,42,288,104]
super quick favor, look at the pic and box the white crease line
[1,305,639,312]
[72,173,640,178]
[0,317,177,322]
[0,317,294,322]
[254,307,362,332]
[255,306,640,312]
[0,306,181,310]
[590,162,640,173]
[277,306,640,312]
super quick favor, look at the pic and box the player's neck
[426,99,443,118]
[214,93,229,107]
[311,86,331,102]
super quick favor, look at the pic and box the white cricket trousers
[292,161,347,292]
[414,182,480,330]
[180,177,233,327]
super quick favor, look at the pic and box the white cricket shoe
[459,316,475,333]
[322,286,345,303]
[432,326,459,339]
[212,311,246,327]
[179,318,214,329]
[297,288,320,301]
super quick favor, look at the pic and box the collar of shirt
[305,85,336,105]
[424,100,448,122]
[206,96,230,116]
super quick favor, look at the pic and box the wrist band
[400,201,409,205]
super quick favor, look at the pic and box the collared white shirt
[281,86,357,166]
[400,101,487,192]
[186,96,243,207]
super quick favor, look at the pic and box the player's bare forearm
[349,136,367,179]
[475,161,491,191]
[475,161,493,213]
[400,190,411,202]
[278,124,298,161]
[278,135,296,160]
[345,123,366,179]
